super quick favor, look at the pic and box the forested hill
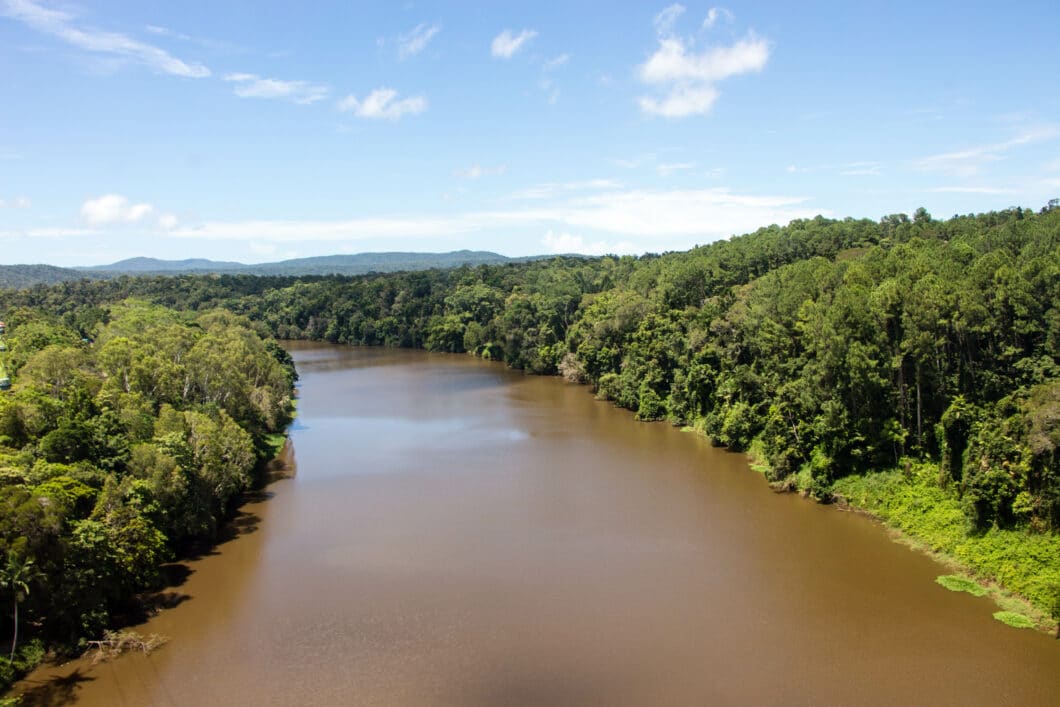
[80,250,518,277]
[1,203,1058,622]
[0,264,100,290]
[0,251,522,289]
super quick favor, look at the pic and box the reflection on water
[14,342,1060,706]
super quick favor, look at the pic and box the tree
[1,551,36,660]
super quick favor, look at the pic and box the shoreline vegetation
[0,304,296,695]
[812,459,1055,633]
[1,202,1057,695]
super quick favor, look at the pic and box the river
[13,343,1060,705]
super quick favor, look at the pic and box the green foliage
[992,611,1035,629]
[0,302,294,689]
[1049,585,1060,625]
[935,575,988,596]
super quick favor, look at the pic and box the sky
[1,0,1059,266]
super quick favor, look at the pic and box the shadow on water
[16,669,95,707]
[242,489,275,503]
[111,589,192,627]
[157,563,192,588]
[142,591,190,613]
[173,510,263,564]
[254,439,297,488]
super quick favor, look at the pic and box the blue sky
[1,0,1058,266]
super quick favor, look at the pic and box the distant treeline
[0,250,524,289]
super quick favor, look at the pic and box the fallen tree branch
[85,630,168,664]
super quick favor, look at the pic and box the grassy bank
[831,462,1060,634]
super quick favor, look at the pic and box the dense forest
[18,206,1051,526]
[0,203,1058,688]
[0,303,295,689]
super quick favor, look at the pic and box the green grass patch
[936,574,988,596]
[992,611,1035,629]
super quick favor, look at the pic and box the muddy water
[15,343,1060,706]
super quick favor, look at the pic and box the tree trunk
[897,360,907,457]
[915,365,923,451]
[10,598,17,660]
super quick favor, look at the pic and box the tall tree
[1,551,36,660]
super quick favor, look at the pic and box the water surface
[15,343,1060,705]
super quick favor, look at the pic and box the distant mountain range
[0,250,534,289]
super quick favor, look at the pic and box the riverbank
[1,432,296,701]
[691,426,1059,637]
[827,462,1060,635]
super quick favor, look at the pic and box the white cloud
[0,196,31,209]
[224,73,329,104]
[654,4,685,38]
[551,187,817,238]
[397,23,440,58]
[168,186,823,252]
[916,126,1060,177]
[637,29,770,118]
[454,164,508,179]
[337,88,427,120]
[491,29,537,59]
[638,85,719,118]
[542,230,636,256]
[80,194,155,224]
[640,34,770,84]
[79,195,178,229]
[702,7,734,29]
[0,0,210,77]
[543,53,570,71]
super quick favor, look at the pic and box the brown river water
[13,343,1060,706]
